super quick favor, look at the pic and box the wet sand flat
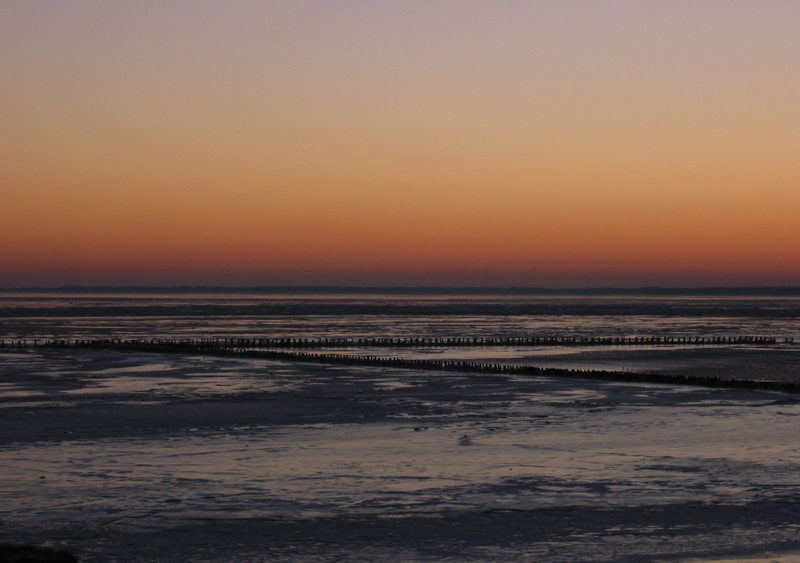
[2,349,800,561]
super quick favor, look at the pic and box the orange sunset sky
[2,1,799,287]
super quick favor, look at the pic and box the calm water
[3,292,800,336]
[2,292,800,561]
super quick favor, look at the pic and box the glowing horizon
[3,1,799,287]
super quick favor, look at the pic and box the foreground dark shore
[6,502,800,562]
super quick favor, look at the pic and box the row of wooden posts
[0,334,787,349]
[2,336,798,394]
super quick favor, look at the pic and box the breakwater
[0,334,786,349]
[4,336,799,394]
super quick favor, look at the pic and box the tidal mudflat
[2,292,800,561]
[2,347,800,561]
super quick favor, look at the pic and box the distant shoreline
[2,285,800,296]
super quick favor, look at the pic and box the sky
[2,1,799,287]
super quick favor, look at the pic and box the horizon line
[3,285,800,296]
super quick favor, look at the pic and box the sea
[1,290,800,561]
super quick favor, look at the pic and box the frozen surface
[2,349,800,561]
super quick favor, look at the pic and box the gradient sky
[2,1,799,287]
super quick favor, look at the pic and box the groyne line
[4,337,800,395]
[0,334,788,350]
